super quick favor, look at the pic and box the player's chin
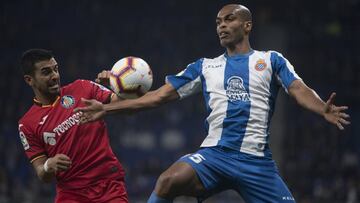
[48,87,60,95]
[219,38,231,48]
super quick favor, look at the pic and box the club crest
[61,95,75,109]
[255,59,267,71]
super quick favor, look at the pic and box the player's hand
[46,154,72,173]
[323,92,350,130]
[74,98,106,124]
[95,70,111,88]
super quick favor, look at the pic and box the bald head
[216,4,253,50]
[219,4,252,22]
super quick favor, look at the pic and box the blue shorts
[178,146,295,203]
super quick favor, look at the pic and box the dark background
[0,0,359,202]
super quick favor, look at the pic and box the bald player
[75,4,350,203]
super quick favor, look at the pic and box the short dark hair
[21,49,54,75]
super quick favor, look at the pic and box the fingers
[333,117,350,130]
[326,92,336,106]
[96,70,111,86]
[336,122,344,130]
[57,154,71,161]
[73,98,94,113]
[97,70,109,80]
[339,112,350,119]
[339,118,351,125]
[335,106,349,112]
[79,114,92,124]
[56,160,71,172]
[49,154,72,172]
[81,98,93,105]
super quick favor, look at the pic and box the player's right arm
[31,154,71,183]
[75,83,179,123]
[76,58,203,123]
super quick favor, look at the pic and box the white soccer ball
[109,56,153,99]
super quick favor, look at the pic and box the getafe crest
[61,95,75,109]
[226,76,250,102]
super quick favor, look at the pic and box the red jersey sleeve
[79,80,113,104]
[18,123,46,163]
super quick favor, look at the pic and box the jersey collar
[33,96,60,108]
[224,49,254,59]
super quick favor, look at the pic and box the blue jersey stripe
[220,55,251,149]
[201,74,211,134]
[270,52,298,89]
[166,59,203,90]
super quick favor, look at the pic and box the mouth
[219,31,230,39]
[48,83,60,90]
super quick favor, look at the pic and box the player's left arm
[288,79,350,130]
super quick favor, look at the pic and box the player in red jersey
[18,49,128,203]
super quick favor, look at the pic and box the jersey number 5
[189,153,206,164]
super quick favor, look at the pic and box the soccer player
[18,49,128,203]
[74,4,350,203]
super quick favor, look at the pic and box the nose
[218,20,226,29]
[51,70,60,80]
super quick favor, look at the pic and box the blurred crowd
[0,0,359,202]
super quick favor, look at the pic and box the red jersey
[18,79,125,190]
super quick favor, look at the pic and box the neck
[226,38,252,56]
[34,90,58,106]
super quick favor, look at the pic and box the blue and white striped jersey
[166,50,301,157]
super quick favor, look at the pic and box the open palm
[323,92,350,130]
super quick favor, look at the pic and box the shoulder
[18,105,39,129]
[61,79,97,93]
[266,50,286,60]
[62,79,89,89]
[199,54,226,69]
[206,54,226,62]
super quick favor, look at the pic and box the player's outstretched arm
[288,79,350,130]
[32,154,72,183]
[74,83,179,124]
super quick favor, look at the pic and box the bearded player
[18,49,128,203]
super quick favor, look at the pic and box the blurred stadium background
[1,0,359,202]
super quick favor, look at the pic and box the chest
[202,58,274,94]
[35,94,86,148]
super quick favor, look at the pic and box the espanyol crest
[226,76,250,102]
[61,95,75,109]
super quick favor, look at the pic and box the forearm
[105,83,179,114]
[297,88,325,115]
[289,80,325,116]
[105,91,161,113]
[34,159,55,183]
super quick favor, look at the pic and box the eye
[225,15,235,22]
[42,69,51,75]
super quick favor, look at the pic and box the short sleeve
[80,80,113,104]
[18,123,46,163]
[270,51,301,92]
[165,58,203,99]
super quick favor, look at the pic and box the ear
[244,21,252,33]
[24,75,34,86]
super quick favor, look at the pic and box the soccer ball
[109,56,153,99]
